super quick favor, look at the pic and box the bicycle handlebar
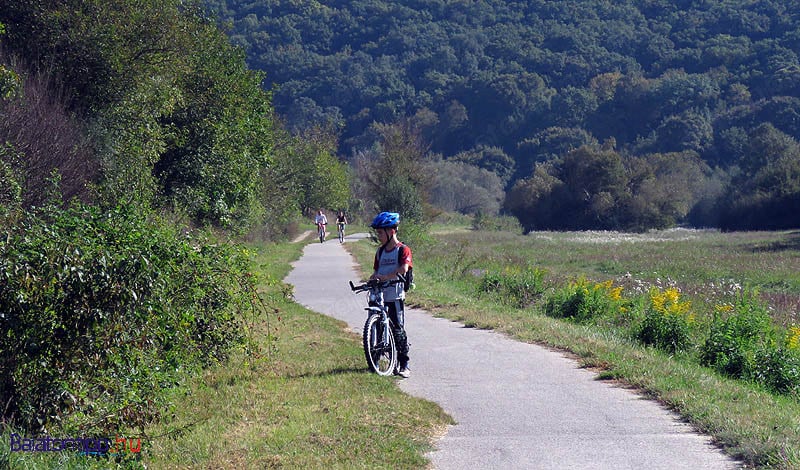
[349,274,406,292]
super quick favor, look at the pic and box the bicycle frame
[351,279,395,323]
[366,290,391,345]
[350,276,406,375]
[317,222,326,243]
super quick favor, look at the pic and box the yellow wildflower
[595,280,613,291]
[665,287,680,305]
[609,286,623,301]
[789,326,800,350]
[650,289,666,313]
[650,287,692,318]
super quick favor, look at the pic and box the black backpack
[378,242,414,292]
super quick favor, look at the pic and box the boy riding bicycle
[368,211,413,378]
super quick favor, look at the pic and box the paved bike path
[284,236,739,469]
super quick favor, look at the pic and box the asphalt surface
[284,234,740,469]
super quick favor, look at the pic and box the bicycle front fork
[380,311,391,344]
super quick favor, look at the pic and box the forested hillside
[207,0,800,231]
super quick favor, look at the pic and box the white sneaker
[397,365,410,378]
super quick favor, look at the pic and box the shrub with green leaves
[700,292,800,396]
[0,143,22,225]
[0,28,21,100]
[700,292,774,378]
[752,344,800,396]
[0,202,252,434]
[479,266,545,308]
[634,287,696,353]
[544,277,626,323]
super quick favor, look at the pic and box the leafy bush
[700,292,774,377]
[0,23,21,101]
[0,202,253,434]
[752,345,800,397]
[398,219,433,249]
[700,292,800,396]
[374,176,425,223]
[479,266,546,308]
[635,288,696,353]
[544,277,625,323]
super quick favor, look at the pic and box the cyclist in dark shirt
[336,210,348,243]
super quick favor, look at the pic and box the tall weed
[544,277,627,323]
[700,291,774,377]
[479,266,546,308]
[635,287,696,353]
[700,290,800,396]
[472,213,523,234]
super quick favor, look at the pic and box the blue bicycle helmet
[370,211,400,229]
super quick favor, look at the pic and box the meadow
[348,225,800,468]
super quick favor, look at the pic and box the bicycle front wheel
[363,315,397,376]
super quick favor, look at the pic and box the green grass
[346,228,800,469]
[141,241,452,469]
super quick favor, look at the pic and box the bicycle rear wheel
[363,315,397,376]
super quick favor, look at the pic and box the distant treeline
[206,0,800,231]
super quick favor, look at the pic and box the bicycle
[349,276,406,376]
[338,223,346,243]
[317,222,326,243]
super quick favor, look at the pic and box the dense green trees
[206,0,800,160]
[505,146,711,231]
[1,0,351,231]
[261,125,350,239]
[720,124,800,230]
[1,0,270,228]
[208,0,800,230]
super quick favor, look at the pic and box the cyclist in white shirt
[314,209,328,241]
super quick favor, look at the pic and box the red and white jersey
[373,242,412,301]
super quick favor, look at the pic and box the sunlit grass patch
[141,241,452,469]
[478,265,546,308]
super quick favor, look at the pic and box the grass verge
[141,240,452,469]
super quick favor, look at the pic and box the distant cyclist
[368,211,413,378]
[314,209,328,241]
[336,210,348,243]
